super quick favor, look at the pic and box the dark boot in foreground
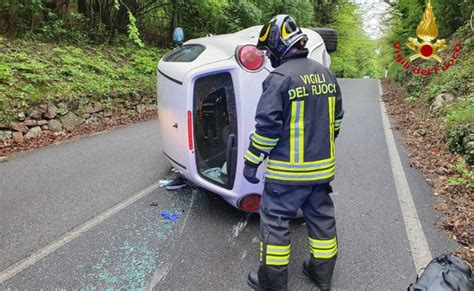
[247,265,288,291]
[302,257,337,291]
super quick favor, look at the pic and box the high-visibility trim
[264,254,291,266]
[267,159,334,172]
[265,168,335,181]
[260,242,291,255]
[244,150,262,164]
[335,118,342,131]
[298,101,305,163]
[289,102,297,163]
[267,166,334,176]
[328,97,336,158]
[259,24,271,42]
[309,237,338,258]
[311,247,338,259]
[268,157,334,165]
[282,22,290,39]
[251,131,279,147]
[260,242,291,266]
[309,237,337,249]
[289,101,305,163]
[252,141,273,153]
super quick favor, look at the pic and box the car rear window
[163,45,205,62]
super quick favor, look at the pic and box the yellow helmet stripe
[259,25,271,42]
[282,22,289,39]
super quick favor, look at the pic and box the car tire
[312,28,337,53]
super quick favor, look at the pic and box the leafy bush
[445,95,474,165]
[448,160,474,187]
[0,39,166,123]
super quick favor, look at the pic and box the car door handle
[172,123,178,128]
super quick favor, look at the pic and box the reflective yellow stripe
[252,141,273,153]
[260,242,291,255]
[259,24,271,42]
[309,237,337,249]
[309,237,338,258]
[251,131,279,146]
[309,237,336,245]
[267,161,334,172]
[311,247,338,259]
[268,157,334,165]
[267,166,334,176]
[265,254,290,265]
[282,22,289,39]
[335,118,342,131]
[244,150,262,164]
[289,101,305,163]
[328,96,336,158]
[265,170,335,182]
[289,102,297,163]
[298,101,305,163]
[260,243,291,266]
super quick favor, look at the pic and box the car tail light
[236,45,265,71]
[239,194,261,212]
[187,110,193,150]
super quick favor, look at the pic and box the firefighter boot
[247,265,288,291]
[302,256,337,291]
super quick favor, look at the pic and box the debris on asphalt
[165,177,188,191]
[0,156,7,163]
[159,179,173,187]
[149,202,158,207]
[161,211,180,221]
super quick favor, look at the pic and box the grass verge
[0,37,167,123]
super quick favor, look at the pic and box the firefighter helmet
[257,15,308,60]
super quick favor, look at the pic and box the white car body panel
[157,26,332,210]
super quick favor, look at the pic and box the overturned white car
[157,26,337,212]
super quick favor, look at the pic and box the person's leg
[248,182,309,290]
[301,183,337,291]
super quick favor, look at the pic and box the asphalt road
[0,79,456,290]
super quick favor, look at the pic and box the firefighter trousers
[257,182,337,289]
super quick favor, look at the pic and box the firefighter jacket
[244,49,344,185]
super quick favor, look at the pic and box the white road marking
[378,80,432,271]
[0,182,160,284]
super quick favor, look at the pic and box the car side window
[163,45,205,62]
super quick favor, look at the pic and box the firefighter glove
[243,162,260,184]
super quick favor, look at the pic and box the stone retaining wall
[0,95,157,144]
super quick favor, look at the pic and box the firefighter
[243,15,344,291]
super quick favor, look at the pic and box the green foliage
[127,11,144,48]
[329,0,379,78]
[382,1,474,167]
[0,39,165,123]
[445,94,474,163]
[448,160,474,187]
